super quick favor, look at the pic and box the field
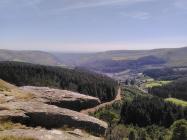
[144,81,171,88]
[165,98,187,107]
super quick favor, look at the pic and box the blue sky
[0,0,187,52]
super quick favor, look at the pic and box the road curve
[81,87,121,115]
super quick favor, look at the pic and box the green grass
[145,81,171,88]
[160,81,172,84]
[165,98,187,107]
[123,86,150,101]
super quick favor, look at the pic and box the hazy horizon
[0,45,187,53]
[1,0,187,51]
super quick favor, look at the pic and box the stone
[20,86,101,111]
[0,101,108,136]
[0,128,104,140]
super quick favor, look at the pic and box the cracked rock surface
[0,79,107,139]
[0,128,104,140]
[20,86,101,111]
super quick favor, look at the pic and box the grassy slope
[0,49,60,66]
[0,79,34,101]
[144,81,172,88]
[165,98,187,107]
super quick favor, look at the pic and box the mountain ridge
[0,49,61,66]
[1,46,187,73]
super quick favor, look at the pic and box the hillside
[79,55,166,73]
[0,61,118,102]
[1,47,187,73]
[0,49,61,66]
[143,67,187,80]
[91,86,187,140]
[53,47,187,73]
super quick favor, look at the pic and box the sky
[0,0,187,52]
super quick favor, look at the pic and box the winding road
[81,87,121,115]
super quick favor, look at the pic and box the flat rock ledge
[0,81,107,138]
[20,86,101,111]
[0,101,107,136]
[0,128,103,140]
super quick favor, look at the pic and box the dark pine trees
[0,61,118,102]
[120,96,187,127]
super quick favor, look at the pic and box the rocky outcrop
[0,101,107,136]
[20,86,101,111]
[0,80,108,138]
[0,128,103,140]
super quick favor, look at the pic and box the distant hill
[53,47,187,73]
[0,49,61,66]
[1,47,187,73]
[78,55,166,73]
[51,52,96,66]
[105,47,187,68]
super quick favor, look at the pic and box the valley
[0,48,187,140]
[1,0,187,139]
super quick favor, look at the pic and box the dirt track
[80,87,121,115]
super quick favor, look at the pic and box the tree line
[149,78,187,101]
[143,67,187,80]
[0,61,118,102]
[120,96,187,128]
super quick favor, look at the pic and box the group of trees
[123,86,149,100]
[120,96,187,128]
[91,86,187,140]
[108,119,187,140]
[149,78,187,101]
[171,119,187,140]
[143,67,187,80]
[0,61,118,102]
